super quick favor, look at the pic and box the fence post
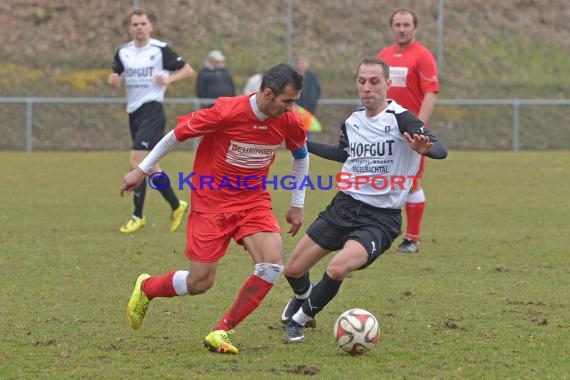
[286,0,293,65]
[436,0,444,76]
[26,98,33,153]
[512,100,520,151]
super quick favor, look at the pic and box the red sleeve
[377,46,392,60]
[418,48,439,94]
[284,107,307,151]
[173,100,226,141]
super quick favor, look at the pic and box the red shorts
[185,207,281,263]
[417,122,429,176]
[417,155,425,176]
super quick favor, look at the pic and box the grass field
[1,150,569,379]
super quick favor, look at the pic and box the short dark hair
[260,64,304,96]
[127,9,156,25]
[356,58,390,81]
[389,8,418,28]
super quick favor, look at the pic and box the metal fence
[1,97,570,152]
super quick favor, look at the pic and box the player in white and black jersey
[108,9,194,234]
[281,58,447,343]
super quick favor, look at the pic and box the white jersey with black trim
[339,100,422,209]
[113,38,187,113]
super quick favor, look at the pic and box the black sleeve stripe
[339,121,349,150]
[161,45,186,71]
[112,50,123,74]
[394,110,448,159]
[395,110,424,136]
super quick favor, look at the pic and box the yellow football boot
[120,217,146,233]
[170,200,188,232]
[127,274,151,329]
[203,330,239,354]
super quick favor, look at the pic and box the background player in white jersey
[107,9,194,234]
[281,58,447,343]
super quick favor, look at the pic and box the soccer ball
[333,308,380,355]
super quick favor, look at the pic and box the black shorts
[128,101,166,150]
[306,191,402,269]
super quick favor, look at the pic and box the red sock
[405,201,425,242]
[141,271,177,300]
[214,275,273,331]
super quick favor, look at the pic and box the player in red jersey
[378,8,439,253]
[120,64,309,354]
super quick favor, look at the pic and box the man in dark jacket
[295,55,321,114]
[196,50,236,108]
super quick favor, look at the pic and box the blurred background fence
[2,1,570,152]
[1,97,569,152]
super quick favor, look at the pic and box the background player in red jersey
[120,63,309,354]
[378,8,440,253]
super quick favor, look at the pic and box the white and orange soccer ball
[333,308,380,355]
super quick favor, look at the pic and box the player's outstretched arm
[285,206,304,236]
[306,140,348,162]
[120,131,181,196]
[403,131,447,159]
[287,146,309,236]
[120,168,145,196]
[403,132,432,155]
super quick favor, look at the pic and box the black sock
[153,173,179,210]
[301,271,342,318]
[133,181,147,218]
[286,271,311,296]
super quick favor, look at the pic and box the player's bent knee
[326,263,351,281]
[284,255,310,278]
[283,266,304,280]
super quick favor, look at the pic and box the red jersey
[174,95,306,212]
[378,41,439,116]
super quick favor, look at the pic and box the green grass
[1,151,569,379]
[446,39,570,98]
